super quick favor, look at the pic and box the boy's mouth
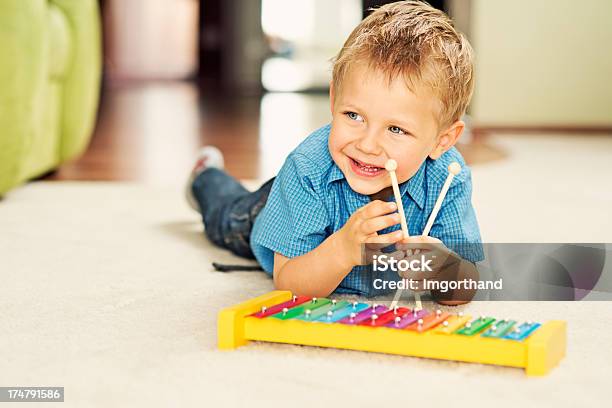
[348,156,385,178]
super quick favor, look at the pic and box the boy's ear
[329,81,335,114]
[429,120,465,160]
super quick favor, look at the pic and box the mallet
[386,160,462,310]
[385,159,422,310]
[422,162,462,236]
[385,159,409,238]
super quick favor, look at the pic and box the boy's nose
[355,129,383,155]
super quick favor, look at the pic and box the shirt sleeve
[428,167,484,263]
[251,153,330,274]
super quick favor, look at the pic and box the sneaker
[185,146,225,212]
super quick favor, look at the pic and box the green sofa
[0,0,101,196]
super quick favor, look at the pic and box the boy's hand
[335,200,405,268]
[395,236,459,288]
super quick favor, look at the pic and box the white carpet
[0,180,609,407]
[471,134,612,243]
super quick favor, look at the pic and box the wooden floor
[48,81,506,183]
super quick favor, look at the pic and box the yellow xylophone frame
[218,291,566,376]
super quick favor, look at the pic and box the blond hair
[332,1,474,128]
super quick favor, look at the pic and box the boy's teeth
[352,158,382,173]
[357,161,381,172]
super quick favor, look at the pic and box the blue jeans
[191,168,274,259]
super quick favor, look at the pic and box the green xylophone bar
[271,298,331,320]
[456,316,496,336]
[296,300,350,321]
[482,319,517,338]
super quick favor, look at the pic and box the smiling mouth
[348,156,385,178]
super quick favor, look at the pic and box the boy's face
[329,64,459,196]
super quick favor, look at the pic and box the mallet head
[385,159,398,172]
[448,162,461,175]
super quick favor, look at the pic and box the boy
[187,1,483,304]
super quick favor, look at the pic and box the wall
[468,0,612,126]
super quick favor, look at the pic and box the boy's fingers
[398,236,442,245]
[362,200,396,219]
[364,242,388,252]
[361,213,401,235]
[396,237,443,253]
[364,230,404,244]
[396,243,429,253]
[389,250,406,260]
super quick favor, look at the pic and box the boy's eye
[389,126,406,135]
[345,111,364,122]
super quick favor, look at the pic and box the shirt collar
[399,159,426,210]
[327,163,345,185]
[327,159,427,210]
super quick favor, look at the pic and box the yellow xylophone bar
[218,291,566,376]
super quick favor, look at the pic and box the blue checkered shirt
[251,124,483,296]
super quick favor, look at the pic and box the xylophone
[218,291,566,376]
